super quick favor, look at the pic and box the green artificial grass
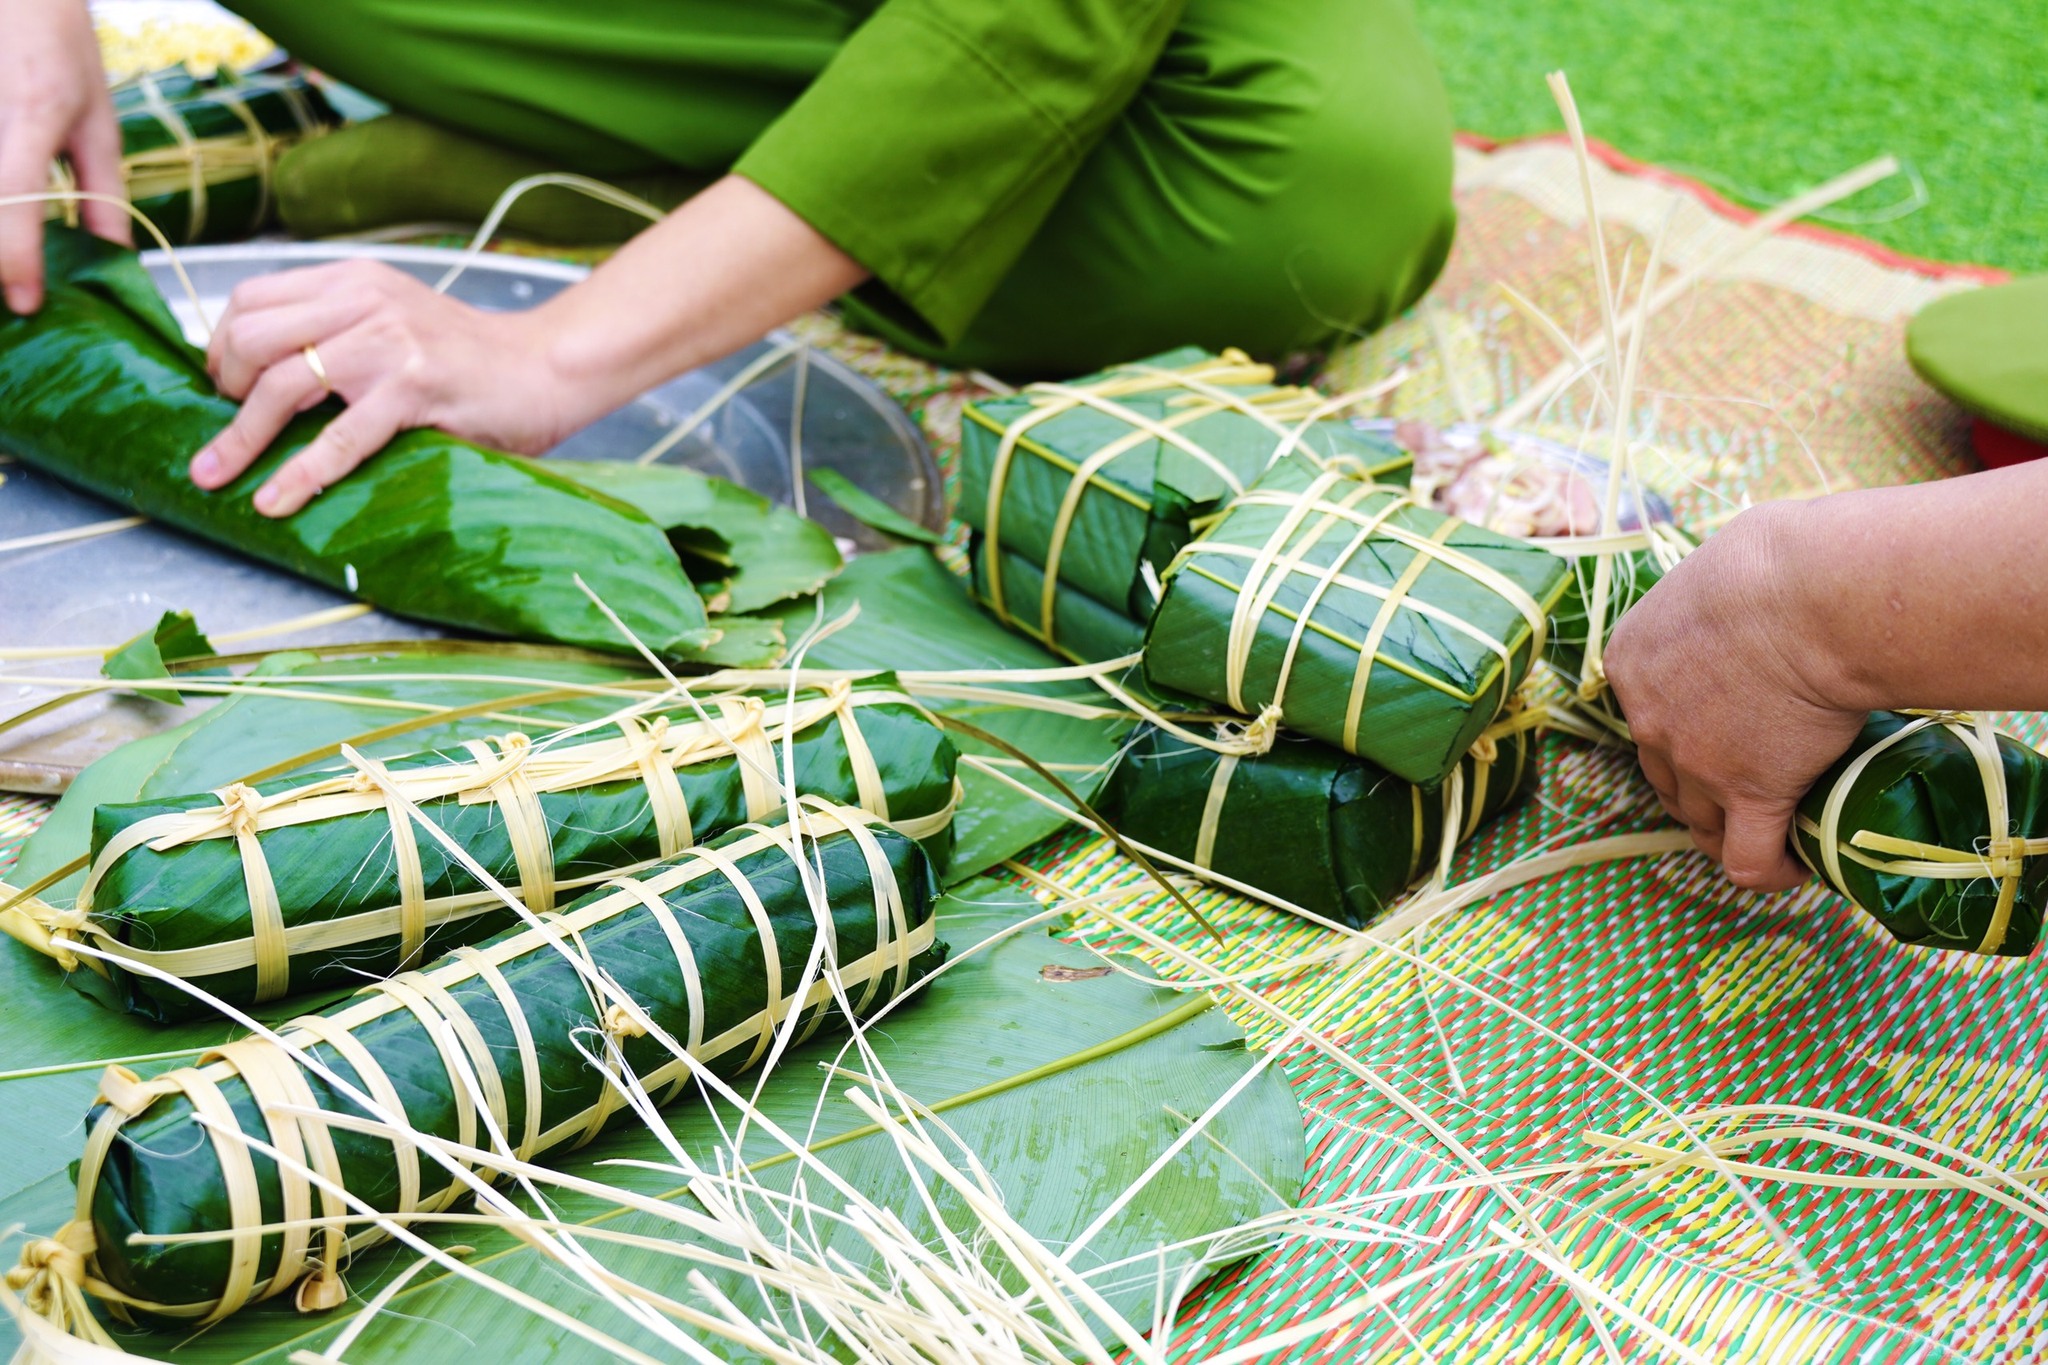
[1419,0,2048,274]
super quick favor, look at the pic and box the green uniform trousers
[233,0,1456,377]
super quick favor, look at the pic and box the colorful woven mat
[6,136,2042,1361]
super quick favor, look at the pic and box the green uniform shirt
[238,0,1456,374]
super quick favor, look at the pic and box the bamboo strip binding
[1796,711,2048,955]
[1162,461,1559,761]
[968,351,1406,655]
[6,682,954,994]
[12,802,935,1335]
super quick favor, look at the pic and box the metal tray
[0,242,944,791]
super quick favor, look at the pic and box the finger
[192,359,326,489]
[218,258,398,316]
[1634,747,1686,824]
[208,294,370,397]
[254,389,407,517]
[0,107,66,313]
[66,96,131,246]
[1719,802,1810,892]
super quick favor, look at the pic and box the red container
[1973,417,2048,470]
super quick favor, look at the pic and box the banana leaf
[1795,710,2048,956]
[760,549,1138,879]
[0,879,1300,1363]
[53,678,956,1022]
[958,348,1411,656]
[536,459,842,614]
[92,68,338,245]
[0,228,725,662]
[969,533,1147,664]
[1101,715,1541,929]
[1144,454,1570,787]
[67,808,941,1321]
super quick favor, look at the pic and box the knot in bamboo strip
[5,1223,93,1301]
[216,782,268,841]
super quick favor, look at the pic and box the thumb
[1719,799,1809,892]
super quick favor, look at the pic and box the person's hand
[0,0,130,313]
[191,261,580,517]
[1603,503,1868,891]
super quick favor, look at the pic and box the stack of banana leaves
[0,228,838,665]
[49,66,340,245]
[957,347,1414,664]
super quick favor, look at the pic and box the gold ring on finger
[302,343,332,395]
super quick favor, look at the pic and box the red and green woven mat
[6,137,2043,1361]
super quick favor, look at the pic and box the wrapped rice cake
[958,348,1411,659]
[39,679,955,1021]
[1797,710,2048,956]
[1101,710,1541,929]
[47,805,943,1327]
[52,67,338,244]
[1144,453,1570,787]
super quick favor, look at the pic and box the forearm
[1771,460,2048,714]
[527,175,868,430]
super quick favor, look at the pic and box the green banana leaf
[73,678,956,1022]
[1,228,721,661]
[537,459,843,614]
[95,68,338,245]
[0,877,1302,1361]
[1795,711,2048,956]
[103,610,218,705]
[1101,720,1540,929]
[761,549,1137,879]
[957,348,1412,653]
[1144,454,1571,787]
[969,534,1148,664]
[1544,529,1696,721]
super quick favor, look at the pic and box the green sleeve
[735,0,1185,349]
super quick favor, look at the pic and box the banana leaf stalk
[1796,710,2048,956]
[1101,703,1543,930]
[1,228,723,660]
[1143,453,1570,787]
[46,67,338,245]
[958,348,1412,658]
[11,678,955,1022]
[27,805,944,1330]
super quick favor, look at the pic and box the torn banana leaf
[77,67,338,245]
[958,347,1411,657]
[538,459,843,613]
[762,548,1136,879]
[969,534,1147,665]
[59,677,956,1022]
[101,609,217,705]
[1144,454,1570,787]
[1101,712,1541,929]
[1796,711,2048,956]
[0,228,718,661]
[72,807,945,1322]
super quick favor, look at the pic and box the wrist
[1743,498,1880,714]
